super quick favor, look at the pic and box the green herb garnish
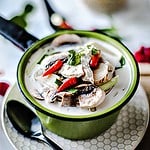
[67,88,78,94]
[115,56,126,69]
[91,48,99,55]
[67,50,82,66]
[37,54,48,64]
[10,4,34,29]
[55,79,63,86]
[120,56,126,67]
[86,44,99,55]
[94,26,123,41]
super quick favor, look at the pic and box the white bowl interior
[24,36,135,116]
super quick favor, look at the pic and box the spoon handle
[42,134,63,150]
[32,133,63,150]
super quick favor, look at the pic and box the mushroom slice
[75,84,95,95]
[93,61,115,85]
[45,90,57,103]
[48,92,76,106]
[51,34,82,47]
[30,87,49,100]
[105,61,115,80]
[78,87,105,109]
[30,89,45,100]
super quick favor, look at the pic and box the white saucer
[1,83,149,150]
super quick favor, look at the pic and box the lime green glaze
[17,30,139,119]
[17,30,139,140]
[37,109,120,140]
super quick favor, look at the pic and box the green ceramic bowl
[17,30,139,140]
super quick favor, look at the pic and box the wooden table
[136,76,150,150]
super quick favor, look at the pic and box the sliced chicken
[59,63,84,78]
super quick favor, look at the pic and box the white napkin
[139,63,150,75]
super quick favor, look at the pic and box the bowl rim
[17,30,139,121]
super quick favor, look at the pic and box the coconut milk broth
[25,37,131,116]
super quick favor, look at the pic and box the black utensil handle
[43,134,63,150]
[0,16,38,51]
[33,133,63,150]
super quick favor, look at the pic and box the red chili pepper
[42,59,63,77]
[0,82,9,96]
[60,21,72,29]
[89,54,100,68]
[134,46,150,63]
[57,77,77,92]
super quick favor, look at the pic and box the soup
[25,34,128,116]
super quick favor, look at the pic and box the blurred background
[0,0,150,84]
[1,0,150,50]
